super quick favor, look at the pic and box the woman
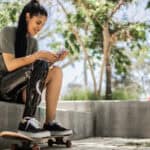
[0,0,72,138]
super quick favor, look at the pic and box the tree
[2,0,150,100]
[0,1,24,29]
[58,0,149,99]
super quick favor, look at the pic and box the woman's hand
[33,51,58,62]
[57,50,69,61]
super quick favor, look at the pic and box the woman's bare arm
[2,51,58,72]
[2,53,36,71]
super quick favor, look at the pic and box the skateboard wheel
[32,144,40,150]
[11,144,18,150]
[48,139,53,147]
[66,140,72,148]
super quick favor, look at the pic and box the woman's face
[26,13,47,36]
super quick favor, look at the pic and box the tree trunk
[105,55,112,100]
[72,29,97,94]
[98,53,105,96]
[57,0,97,94]
[102,22,112,100]
[83,57,88,88]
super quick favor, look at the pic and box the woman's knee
[46,66,63,82]
[51,66,63,77]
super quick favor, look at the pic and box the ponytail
[15,0,48,58]
[30,0,39,5]
[31,0,39,3]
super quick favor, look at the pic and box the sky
[114,0,150,23]
[2,0,150,97]
[37,0,150,96]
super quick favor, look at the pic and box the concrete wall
[1,100,150,149]
[95,101,150,138]
[58,101,150,138]
[38,107,94,139]
[0,101,94,149]
[0,102,24,149]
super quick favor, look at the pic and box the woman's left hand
[57,50,69,61]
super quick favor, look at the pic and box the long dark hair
[15,0,48,58]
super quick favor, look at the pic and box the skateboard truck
[48,136,72,148]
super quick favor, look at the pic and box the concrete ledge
[0,102,24,149]
[95,101,150,138]
[57,101,96,112]
[54,100,150,138]
[38,107,94,140]
[0,101,94,149]
[1,100,150,149]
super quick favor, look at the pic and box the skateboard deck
[0,131,72,150]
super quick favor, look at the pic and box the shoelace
[25,117,41,131]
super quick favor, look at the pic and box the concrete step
[58,100,150,138]
[2,100,150,149]
[0,101,94,149]
[95,101,150,138]
[4,137,150,150]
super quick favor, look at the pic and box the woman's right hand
[33,51,58,63]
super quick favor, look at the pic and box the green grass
[62,88,101,101]
[112,87,140,100]
[62,87,140,101]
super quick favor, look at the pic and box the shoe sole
[18,130,51,139]
[51,130,73,136]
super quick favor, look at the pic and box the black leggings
[0,60,49,118]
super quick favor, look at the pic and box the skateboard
[0,131,72,150]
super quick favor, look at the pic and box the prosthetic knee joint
[23,60,49,117]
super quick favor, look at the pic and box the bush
[62,88,101,101]
[112,87,139,100]
[62,87,140,101]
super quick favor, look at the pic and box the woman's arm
[2,53,36,71]
[2,51,58,72]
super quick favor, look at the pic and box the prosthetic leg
[23,60,49,117]
[0,60,49,117]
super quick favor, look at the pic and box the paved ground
[4,137,150,150]
[37,137,150,150]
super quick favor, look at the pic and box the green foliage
[70,1,113,51]
[79,1,115,24]
[0,10,9,29]
[90,48,102,60]
[129,24,147,41]
[96,3,114,22]
[63,30,80,54]
[88,21,103,49]
[111,47,131,75]
[0,1,23,29]
[63,88,101,100]
[109,22,127,34]
[112,87,140,100]
[62,86,140,101]
[78,0,96,9]
[58,0,149,99]
[67,9,86,27]
[146,1,150,8]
